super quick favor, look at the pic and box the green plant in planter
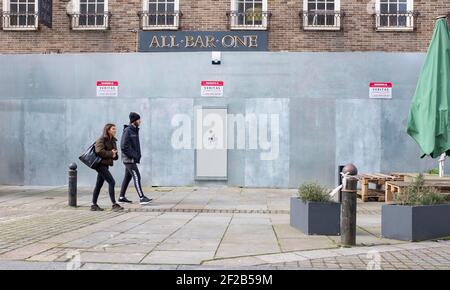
[298,182,332,203]
[394,174,448,206]
[427,168,439,175]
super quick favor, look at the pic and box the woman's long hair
[102,123,116,139]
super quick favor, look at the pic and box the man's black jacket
[121,124,141,164]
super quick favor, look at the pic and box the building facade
[0,0,449,53]
[1,1,449,187]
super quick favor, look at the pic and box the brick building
[0,0,449,53]
[1,1,449,187]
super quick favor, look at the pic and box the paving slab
[1,186,450,269]
[141,250,215,265]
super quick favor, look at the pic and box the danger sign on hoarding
[201,81,224,97]
[369,82,392,99]
[96,81,119,97]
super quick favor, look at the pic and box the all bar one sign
[139,31,268,52]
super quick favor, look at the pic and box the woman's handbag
[79,142,101,169]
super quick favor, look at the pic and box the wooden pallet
[357,189,385,202]
[358,173,400,202]
[385,180,450,203]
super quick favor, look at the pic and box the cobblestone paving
[0,210,124,253]
[267,244,450,270]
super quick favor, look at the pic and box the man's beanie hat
[129,112,141,123]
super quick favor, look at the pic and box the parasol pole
[437,14,449,178]
[439,153,446,177]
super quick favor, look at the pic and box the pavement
[0,185,449,270]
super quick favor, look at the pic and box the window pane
[326,15,335,25]
[79,15,87,25]
[19,15,26,25]
[166,15,174,25]
[327,3,334,11]
[399,4,407,13]
[149,15,157,25]
[167,3,174,13]
[157,14,164,25]
[316,14,325,25]
[317,2,325,10]
[389,15,397,26]
[389,4,397,13]
[27,14,35,25]
[398,15,407,26]
[97,4,104,14]
[10,16,18,25]
[380,15,388,26]
[88,4,95,14]
[149,3,157,12]
[238,3,245,25]
[96,15,104,25]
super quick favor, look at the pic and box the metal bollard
[68,163,78,207]
[340,163,358,246]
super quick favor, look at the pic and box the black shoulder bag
[79,142,101,169]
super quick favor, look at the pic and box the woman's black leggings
[92,164,117,205]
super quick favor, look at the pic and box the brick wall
[0,0,449,53]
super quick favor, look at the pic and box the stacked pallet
[358,173,401,202]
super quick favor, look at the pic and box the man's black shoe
[139,196,153,205]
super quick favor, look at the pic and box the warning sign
[369,82,392,99]
[96,81,119,97]
[201,81,224,97]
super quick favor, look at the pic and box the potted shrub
[382,174,450,241]
[290,182,340,235]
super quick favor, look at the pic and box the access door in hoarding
[195,107,228,180]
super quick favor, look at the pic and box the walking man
[118,112,153,205]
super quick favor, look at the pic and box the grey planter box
[382,203,450,242]
[290,197,340,235]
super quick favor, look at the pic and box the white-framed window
[68,0,109,30]
[229,0,270,30]
[375,0,415,31]
[2,0,38,31]
[303,0,342,31]
[140,0,180,30]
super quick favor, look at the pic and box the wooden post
[341,163,358,246]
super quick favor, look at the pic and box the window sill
[229,25,268,31]
[2,26,38,31]
[71,26,109,31]
[375,27,415,32]
[141,26,180,31]
[303,26,341,31]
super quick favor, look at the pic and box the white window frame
[2,0,39,31]
[230,0,269,30]
[375,0,414,31]
[69,0,109,30]
[303,0,341,31]
[141,0,180,30]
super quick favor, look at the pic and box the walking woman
[91,123,124,212]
